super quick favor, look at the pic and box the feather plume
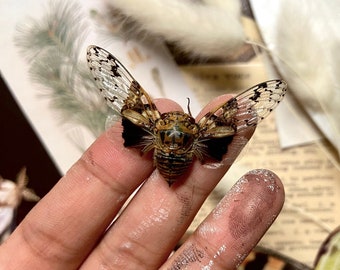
[107,0,245,58]
[273,0,340,155]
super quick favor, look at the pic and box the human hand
[0,97,284,269]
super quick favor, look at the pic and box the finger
[195,93,232,120]
[0,99,181,269]
[163,169,285,270]
[80,95,254,269]
[154,98,183,113]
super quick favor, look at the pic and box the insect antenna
[186,97,193,117]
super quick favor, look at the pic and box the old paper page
[180,58,340,267]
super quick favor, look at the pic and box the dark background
[0,75,61,224]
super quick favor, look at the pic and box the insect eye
[158,119,165,126]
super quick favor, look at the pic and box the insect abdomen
[154,149,193,184]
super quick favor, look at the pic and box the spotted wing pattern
[86,45,160,125]
[199,80,287,138]
[233,80,287,130]
[196,80,287,161]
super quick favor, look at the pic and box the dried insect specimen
[87,45,287,185]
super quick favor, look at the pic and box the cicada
[87,45,287,185]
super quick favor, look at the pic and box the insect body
[87,45,287,185]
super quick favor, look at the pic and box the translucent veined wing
[86,45,161,125]
[196,80,287,161]
[198,80,287,138]
[233,79,287,131]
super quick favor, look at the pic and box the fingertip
[227,169,285,240]
[196,94,234,120]
[216,169,284,267]
[153,98,183,113]
[245,169,285,204]
[167,169,284,269]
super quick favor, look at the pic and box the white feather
[272,0,340,155]
[107,0,245,58]
[251,0,340,155]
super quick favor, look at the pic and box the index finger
[0,99,182,269]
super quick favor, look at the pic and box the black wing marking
[233,79,287,131]
[86,45,161,124]
[197,80,287,160]
[198,79,287,137]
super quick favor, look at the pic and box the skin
[0,96,285,269]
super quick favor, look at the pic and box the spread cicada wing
[197,79,287,161]
[87,45,159,151]
[86,45,160,126]
[234,79,287,131]
[87,45,129,113]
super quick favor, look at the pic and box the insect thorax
[154,112,199,153]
